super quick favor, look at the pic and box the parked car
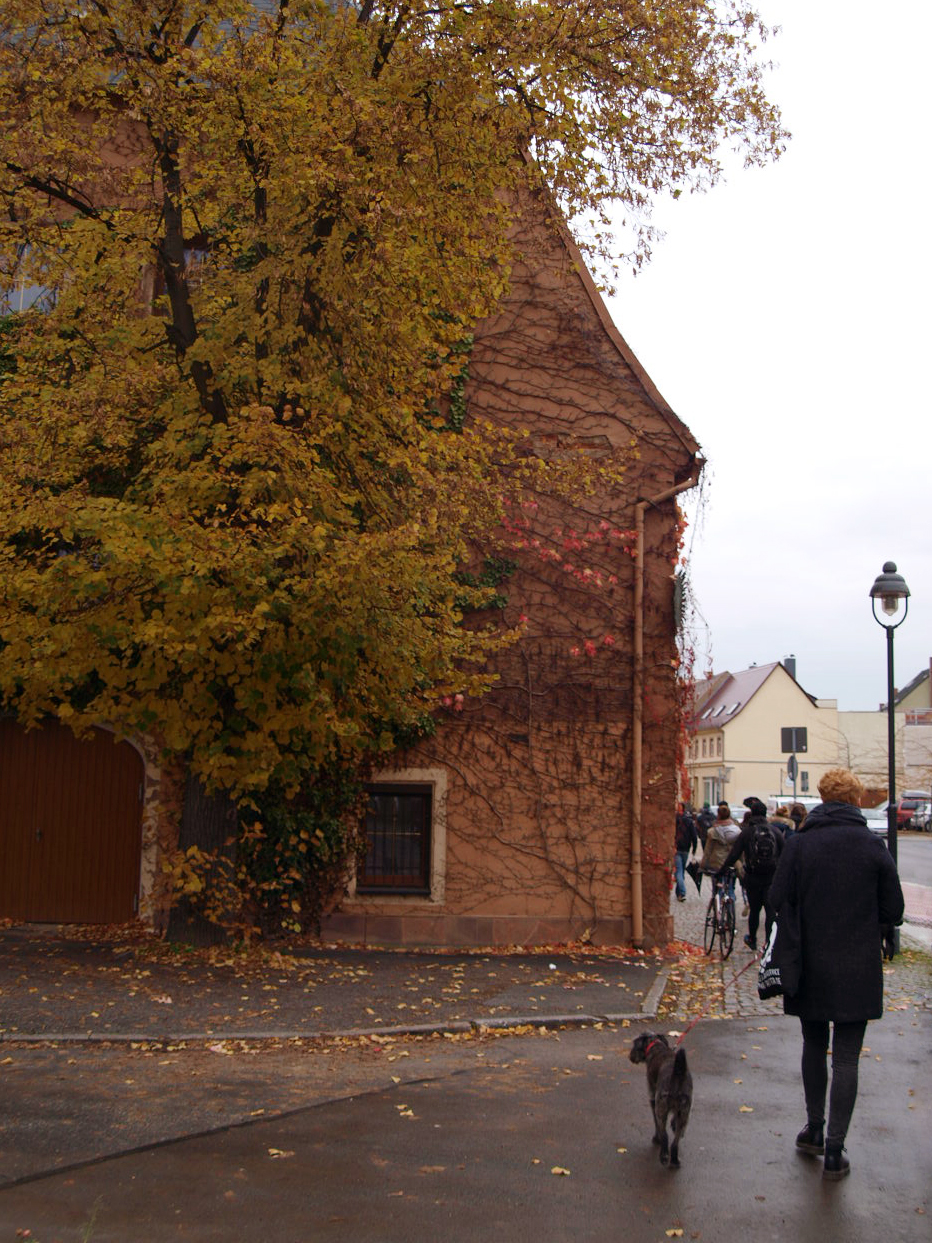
[907,799,930,830]
[896,797,929,829]
[863,802,890,836]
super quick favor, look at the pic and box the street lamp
[869,561,910,871]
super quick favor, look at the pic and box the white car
[863,802,891,836]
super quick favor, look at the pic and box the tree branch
[151,130,228,423]
[2,163,112,227]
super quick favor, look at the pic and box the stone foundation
[319,909,637,949]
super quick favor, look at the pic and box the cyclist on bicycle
[697,802,741,897]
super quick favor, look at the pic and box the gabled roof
[894,666,930,707]
[691,661,816,729]
[551,215,700,467]
[691,670,730,716]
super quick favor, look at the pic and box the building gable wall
[323,192,698,948]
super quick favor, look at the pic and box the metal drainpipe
[630,459,704,947]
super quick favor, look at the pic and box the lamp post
[869,561,910,872]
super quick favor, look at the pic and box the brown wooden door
[0,718,144,923]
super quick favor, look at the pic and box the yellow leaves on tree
[0,1,785,803]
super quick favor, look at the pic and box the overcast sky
[606,0,931,711]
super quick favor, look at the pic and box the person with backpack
[693,802,742,897]
[695,802,716,847]
[716,795,784,950]
[674,802,699,902]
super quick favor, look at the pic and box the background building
[689,657,932,813]
[687,659,838,811]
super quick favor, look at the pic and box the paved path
[0,888,928,1241]
[1,1014,928,1242]
[0,931,663,1044]
[668,866,932,1018]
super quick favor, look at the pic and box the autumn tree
[0,0,785,936]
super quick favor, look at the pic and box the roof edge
[551,215,700,461]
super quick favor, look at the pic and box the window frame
[357,782,433,895]
[349,768,448,904]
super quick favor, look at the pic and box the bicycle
[703,868,736,959]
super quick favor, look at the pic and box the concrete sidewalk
[1,868,928,1046]
[1,1013,928,1242]
[0,930,666,1043]
[0,896,929,1241]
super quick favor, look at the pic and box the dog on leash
[629,1032,692,1167]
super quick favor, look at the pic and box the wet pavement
[0,872,929,1241]
[0,933,662,1043]
[0,1007,928,1242]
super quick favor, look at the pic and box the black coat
[768,802,904,1022]
[675,812,698,854]
[719,815,783,878]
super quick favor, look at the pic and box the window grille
[358,784,431,894]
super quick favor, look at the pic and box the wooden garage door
[0,718,144,923]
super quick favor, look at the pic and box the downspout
[630,457,704,946]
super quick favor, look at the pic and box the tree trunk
[166,772,238,946]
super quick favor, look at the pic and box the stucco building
[1,189,701,949]
[687,660,839,811]
[321,193,701,949]
[838,660,932,799]
[689,657,932,814]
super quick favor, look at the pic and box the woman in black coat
[768,768,904,1181]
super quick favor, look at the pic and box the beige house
[838,660,932,799]
[687,661,839,811]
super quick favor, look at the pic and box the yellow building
[838,661,932,799]
[687,661,839,812]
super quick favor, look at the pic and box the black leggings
[744,874,775,944]
[800,1018,868,1147]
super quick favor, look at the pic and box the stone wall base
[319,910,644,949]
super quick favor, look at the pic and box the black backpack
[747,821,777,872]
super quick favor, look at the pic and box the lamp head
[870,561,910,626]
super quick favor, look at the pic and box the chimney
[783,654,797,681]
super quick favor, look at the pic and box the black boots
[823,1145,851,1181]
[796,1123,849,1178]
[795,1123,824,1155]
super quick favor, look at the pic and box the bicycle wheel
[719,896,736,959]
[703,897,718,954]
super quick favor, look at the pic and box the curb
[0,979,668,1047]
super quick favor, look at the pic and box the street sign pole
[787,753,798,801]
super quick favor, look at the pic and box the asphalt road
[0,836,928,1241]
[0,1015,928,1243]
[897,832,932,888]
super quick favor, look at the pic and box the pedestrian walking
[768,767,904,1181]
[789,802,808,833]
[717,796,783,950]
[695,802,715,847]
[674,802,698,902]
[771,804,796,839]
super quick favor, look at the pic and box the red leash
[674,950,761,1047]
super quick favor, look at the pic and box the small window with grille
[358,784,432,894]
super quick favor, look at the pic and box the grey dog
[629,1032,693,1167]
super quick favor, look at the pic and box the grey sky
[607,0,931,710]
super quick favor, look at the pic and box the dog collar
[644,1038,664,1056]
